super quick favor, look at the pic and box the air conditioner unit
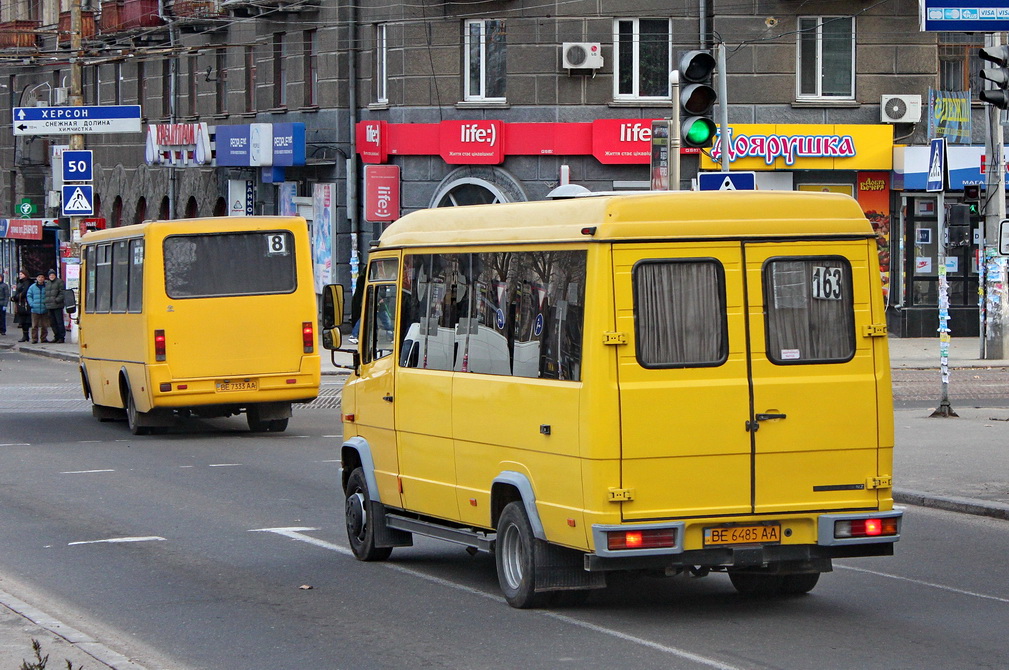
[52,87,69,105]
[562,42,603,70]
[880,94,922,123]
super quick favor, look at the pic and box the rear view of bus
[79,217,320,434]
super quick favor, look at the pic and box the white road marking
[319,459,341,463]
[0,443,31,447]
[837,565,1009,604]
[68,536,166,546]
[322,435,342,439]
[60,469,115,474]
[208,463,242,467]
[250,527,743,670]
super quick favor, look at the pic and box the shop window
[133,196,146,225]
[185,196,199,219]
[797,16,854,100]
[434,178,506,207]
[464,19,506,102]
[159,196,170,220]
[614,18,671,101]
[111,196,122,227]
[213,197,227,216]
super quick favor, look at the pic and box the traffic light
[979,45,1009,109]
[678,50,717,148]
[963,184,981,216]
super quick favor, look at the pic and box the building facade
[0,0,995,335]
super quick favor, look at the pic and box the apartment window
[464,19,506,102]
[273,33,287,108]
[797,16,855,99]
[137,61,147,115]
[939,32,983,91]
[245,46,256,113]
[86,65,100,106]
[304,30,318,107]
[614,18,671,100]
[215,48,227,114]
[374,24,388,104]
[161,60,172,118]
[114,62,122,105]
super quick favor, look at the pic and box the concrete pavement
[0,333,1007,668]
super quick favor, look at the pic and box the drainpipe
[158,0,178,218]
[347,0,361,293]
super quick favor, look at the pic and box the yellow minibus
[79,216,321,434]
[322,191,901,608]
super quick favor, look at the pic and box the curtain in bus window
[84,246,96,313]
[128,239,144,313]
[764,258,855,363]
[634,260,727,368]
[164,231,296,298]
[95,244,112,313]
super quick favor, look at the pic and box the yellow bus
[323,190,901,608]
[79,216,321,435]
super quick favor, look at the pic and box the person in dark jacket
[44,268,67,343]
[12,270,32,342]
[0,272,9,335]
[26,273,49,344]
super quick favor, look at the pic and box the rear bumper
[587,508,902,572]
[148,366,320,409]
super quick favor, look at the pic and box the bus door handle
[383,395,394,403]
[746,412,787,432]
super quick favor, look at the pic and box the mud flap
[533,540,607,592]
[372,502,414,549]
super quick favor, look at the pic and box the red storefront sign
[357,119,697,166]
[364,165,401,222]
[2,219,44,240]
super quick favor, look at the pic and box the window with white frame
[614,18,672,101]
[797,16,855,99]
[375,23,388,104]
[464,19,506,102]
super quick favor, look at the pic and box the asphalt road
[1,352,1008,669]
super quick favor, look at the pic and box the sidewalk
[0,334,1007,669]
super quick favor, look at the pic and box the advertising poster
[855,172,892,301]
[278,182,298,216]
[312,183,335,291]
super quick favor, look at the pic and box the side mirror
[321,284,345,351]
[1000,219,1009,256]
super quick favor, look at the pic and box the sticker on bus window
[780,349,801,360]
[266,233,288,255]
[811,266,843,301]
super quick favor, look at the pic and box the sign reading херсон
[12,106,142,135]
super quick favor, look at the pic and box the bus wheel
[126,392,152,436]
[496,501,547,609]
[779,572,820,595]
[268,418,289,432]
[728,571,784,597]
[345,468,392,561]
[246,406,270,433]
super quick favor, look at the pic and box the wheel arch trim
[342,436,381,504]
[492,471,545,540]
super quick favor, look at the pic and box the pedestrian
[0,272,9,335]
[44,268,67,343]
[26,272,50,344]
[12,270,32,342]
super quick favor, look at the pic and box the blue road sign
[62,150,93,182]
[13,105,142,135]
[698,171,756,191]
[926,138,947,193]
[921,0,1009,32]
[62,185,94,216]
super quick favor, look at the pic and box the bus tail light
[606,528,677,551]
[154,329,166,361]
[302,322,314,353]
[834,517,899,539]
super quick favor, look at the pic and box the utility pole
[68,0,85,243]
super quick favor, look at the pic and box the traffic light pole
[717,43,729,172]
[669,71,681,191]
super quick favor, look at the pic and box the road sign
[62,185,94,216]
[13,105,142,136]
[62,150,93,182]
[698,171,756,191]
[927,138,947,192]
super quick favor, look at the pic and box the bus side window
[362,283,397,364]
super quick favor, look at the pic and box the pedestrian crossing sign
[62,184,94,216]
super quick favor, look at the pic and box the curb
[894,488,1009,521]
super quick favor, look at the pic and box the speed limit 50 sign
[62,150,93,182]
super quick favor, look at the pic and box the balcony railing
[121,0,165,29]
[171,0,224,23]
[58,10,97,46]
[220,0,319,16]
[0,20,40,49]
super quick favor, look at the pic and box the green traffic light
[683,117,717,147]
